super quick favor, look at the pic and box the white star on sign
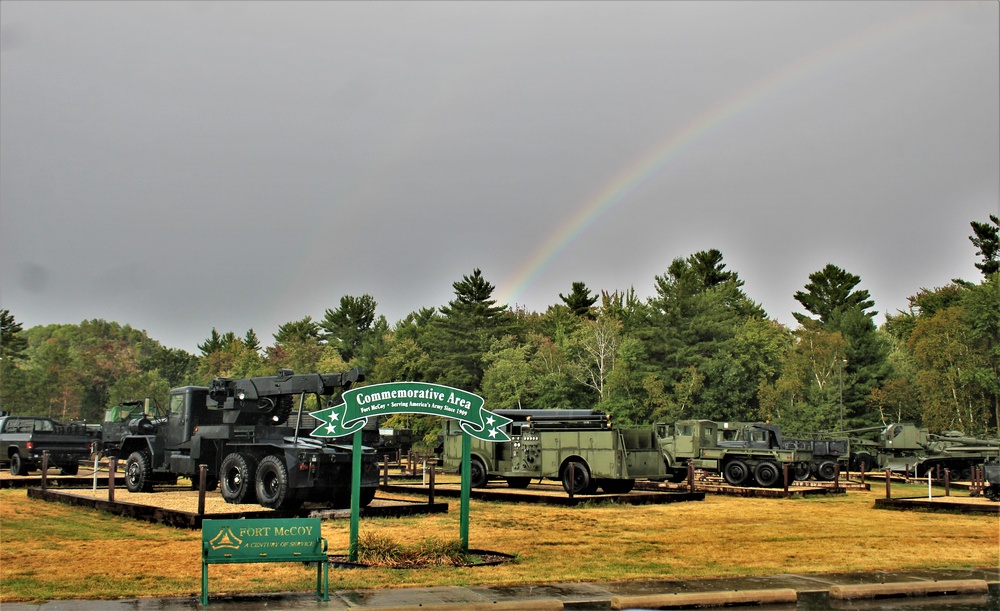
[488,428,498,438]
[326,424,338,434]
[485,415,495,426]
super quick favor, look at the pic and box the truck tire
[469,458,488,488]
[220,452,257,504]
[125,451,154,492]
[329,485,377,509]
[815,461,837,481]
[561,460,593,495]
[190,467,219,492]
[794,462,811,481]
[255,455,301,510]
[600,479,635,494]
[753,461,781,488]
[10,453,28,476]
[61,462,80,476]
[723,459,750,487]
[852,452,873,473]
[505,477,532,489]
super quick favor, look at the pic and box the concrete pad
[829,579,989,600]
[611,588,798,610]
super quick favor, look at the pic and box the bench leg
[317,560,329,601]
[201,562,209,606]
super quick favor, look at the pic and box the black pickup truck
[0,415,94,476]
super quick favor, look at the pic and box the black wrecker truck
[100,368,379,510]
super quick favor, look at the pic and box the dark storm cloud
[1,1,997,352]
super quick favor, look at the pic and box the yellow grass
[1,484,997,603]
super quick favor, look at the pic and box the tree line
[2,216,997,446]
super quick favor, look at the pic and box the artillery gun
[835,423,1000,479]
[101,368,379,510]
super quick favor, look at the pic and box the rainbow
[497,1,971,308]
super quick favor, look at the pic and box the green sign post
[310,382,511,560]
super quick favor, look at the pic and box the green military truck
[441,409,666,494]
[658,420,811,488]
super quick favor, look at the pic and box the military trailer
[100,368,380,510]
[441,409,666,494]
[658,420,812,488]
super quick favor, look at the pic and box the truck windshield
[170,394,185,417]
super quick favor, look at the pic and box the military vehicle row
[441,410,1000,493]
[441,412,814,493]
[99,368,380,510]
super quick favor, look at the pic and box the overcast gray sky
[2,1,998,354]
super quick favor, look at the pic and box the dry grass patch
[1,485,997,603]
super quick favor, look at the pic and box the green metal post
[349,429,362,562]
[460,431,471,551]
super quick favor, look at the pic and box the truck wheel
[852,453,873,473]
[794,462,811,481]
[220,452,257,504]
[723,459,750,487]
[667,467,688,483]
[10,454,28,476]
[505,477,532,489]
[359,486,377,507]
[125,451,153,492]
[469,458,488,488]
[190,468,218,492]
[815,461,837,481]
[600,479,635,494]
[255,455,299,510]
[61,462,80,476]
[753,461,781,488]
[561,460,592,495]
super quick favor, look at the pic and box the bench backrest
[203,518,326,564]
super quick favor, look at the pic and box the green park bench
[201,517,329,606]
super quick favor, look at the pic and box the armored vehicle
[841,423,1000,479]
[658,420,811,488]
[442,409,665,494]
[100,368,379,510]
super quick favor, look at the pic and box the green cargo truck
[658,420,811,488]
[441,409,666,494]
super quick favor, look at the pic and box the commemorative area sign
[309,382,513,442]
[308,382,508,559]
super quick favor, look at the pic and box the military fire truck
[442,409,665,494]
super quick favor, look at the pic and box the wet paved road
[4,568,997,610]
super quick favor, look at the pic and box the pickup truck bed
[0,416,94,476]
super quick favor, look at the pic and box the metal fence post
[41,451,49,491]
[428,459,436,507]
[197,464,207,516]
[108,458,117,502]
